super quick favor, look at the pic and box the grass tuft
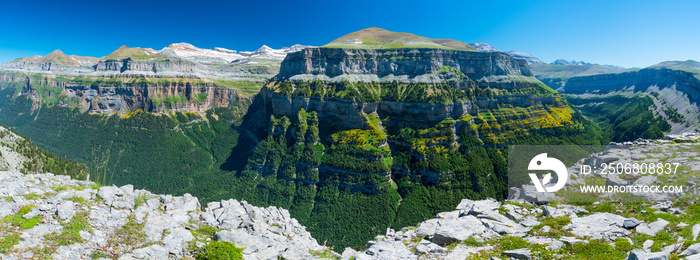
[133,194,151,210]
[44,210,89,247]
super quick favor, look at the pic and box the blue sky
[0,0,698,68]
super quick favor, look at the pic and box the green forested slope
[0,86,248,195]
[568,95,671,141]
[0,124,87,179]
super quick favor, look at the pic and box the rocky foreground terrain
[0,125,697,259]
[3,166,700,259]
[349,197,700,260]
[0,170,332,259]
[3,130,700,260]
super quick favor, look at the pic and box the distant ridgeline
[531,60,700,136]
[0,27,676,250]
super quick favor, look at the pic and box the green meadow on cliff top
[102,46,169,60]
[322,27,478,51]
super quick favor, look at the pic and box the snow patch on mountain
[506,51,544,64]
[164,43,245,63]
[161,43,315,64]
[467,42,500,52]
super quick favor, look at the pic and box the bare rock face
[562,68,700,99]
[65,83,242,114]
[558,68,700,132]
[0,75,245,114]
[94,58,201,78]
[565,213,631,240]
[562,68,700,113]
[248,47,556,138]
[0,170,333,259]
[0,60,93,75]
[279,48,532,77]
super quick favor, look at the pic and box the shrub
[195,241,244,260]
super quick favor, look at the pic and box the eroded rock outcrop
[344,197,700,260]
[0,170,332,259]
[0,74,245,114]
[561,69,700,99]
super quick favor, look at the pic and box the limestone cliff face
[1,58,202,79]
[1,57,277,81]
[66,83,241,114]
[0,43,311,81]
[94,58,201,78]
[0,74,245,114]
[0,60,93,75]
[241,47,574,191]
[279,48,532,78]
[562,68,700,102]
[250,86,559,134]
[557,68,700,133]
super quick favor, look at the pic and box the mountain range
[2,43,313,82]
[0,27,699,259]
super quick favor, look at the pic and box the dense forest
[0,125,88,179]
[0,86,249,193]
[567,95,671,141]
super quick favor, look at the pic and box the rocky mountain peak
[0,42,315,81]
[552,59,592,66]
[114,45,130,52]
[167,42,198,51]
[46,49,67,57]
[102,46,162,60]
[252,45,274,55]
[323,27,476,51]
[467,42,500,52]
[22,49,83,66]
[285,44,312,52]
[506,51,544,64]
[651,59,700,71]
